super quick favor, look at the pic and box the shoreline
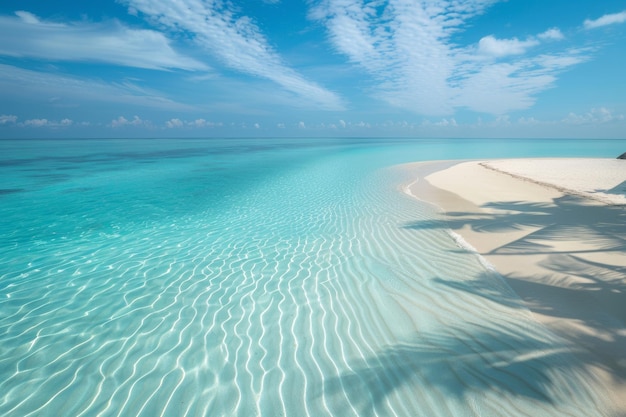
[401,158,626,414]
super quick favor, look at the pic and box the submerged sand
[404,158,626,414]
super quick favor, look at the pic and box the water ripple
[0,155,613,417]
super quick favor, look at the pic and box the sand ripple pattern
[0,149,612,416]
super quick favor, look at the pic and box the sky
[0,0,625,138]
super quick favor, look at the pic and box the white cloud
[435,118,457,127]
[339,119,346,128]
[163,118,222,128]
[0,114,17,124]
[538,28,564,41]
[191,119,207,128]
[455,51,586,114]
[564,107,624,124]
[111,116,129,128]
[165,118,183,128]
[0,11,208,71]
[584,11,626,30]
[121,0,344,110]
[20,118,74,127]
[14,11,40,24]
[111,115,147,128]
[517,116,540,125]
[311,0,499,115]
[493,115,511,126]
[298,121,306,128]
[311,0,588,116]
[190,119,219,128]
[478,35,539,57]
[24,118,49,127]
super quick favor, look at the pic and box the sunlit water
[1,138,624,417]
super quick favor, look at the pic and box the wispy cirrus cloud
[309,0,499,114]
[0,64,195,111]
[584,10,626,30]
[0,11,208,71]
[454,51,586,114]
[120,0,345,110]
[310,0,585,115]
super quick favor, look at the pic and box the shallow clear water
[1,138,624,416]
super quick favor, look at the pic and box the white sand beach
[405,158,626,414]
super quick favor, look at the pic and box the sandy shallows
[405,158,626,415]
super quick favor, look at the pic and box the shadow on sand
[322,321,603,416]
[401,194,626,381]
[319,190,624,416]
[404,195,626,256]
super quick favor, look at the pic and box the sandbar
[403,158,626,414]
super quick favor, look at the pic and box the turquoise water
[1,138,624,416]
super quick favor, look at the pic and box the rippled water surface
[1,138,624,416]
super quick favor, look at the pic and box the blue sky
[0,0,625,138]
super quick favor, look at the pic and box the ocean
[1,137,624,416]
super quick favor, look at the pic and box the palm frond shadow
[322,325,595,416]
[432,274,525,310]
[404,194,626,256]
[434,262,626,380]
[603,180,626,197]
[545,253,626,291]
[402,193,626,382]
